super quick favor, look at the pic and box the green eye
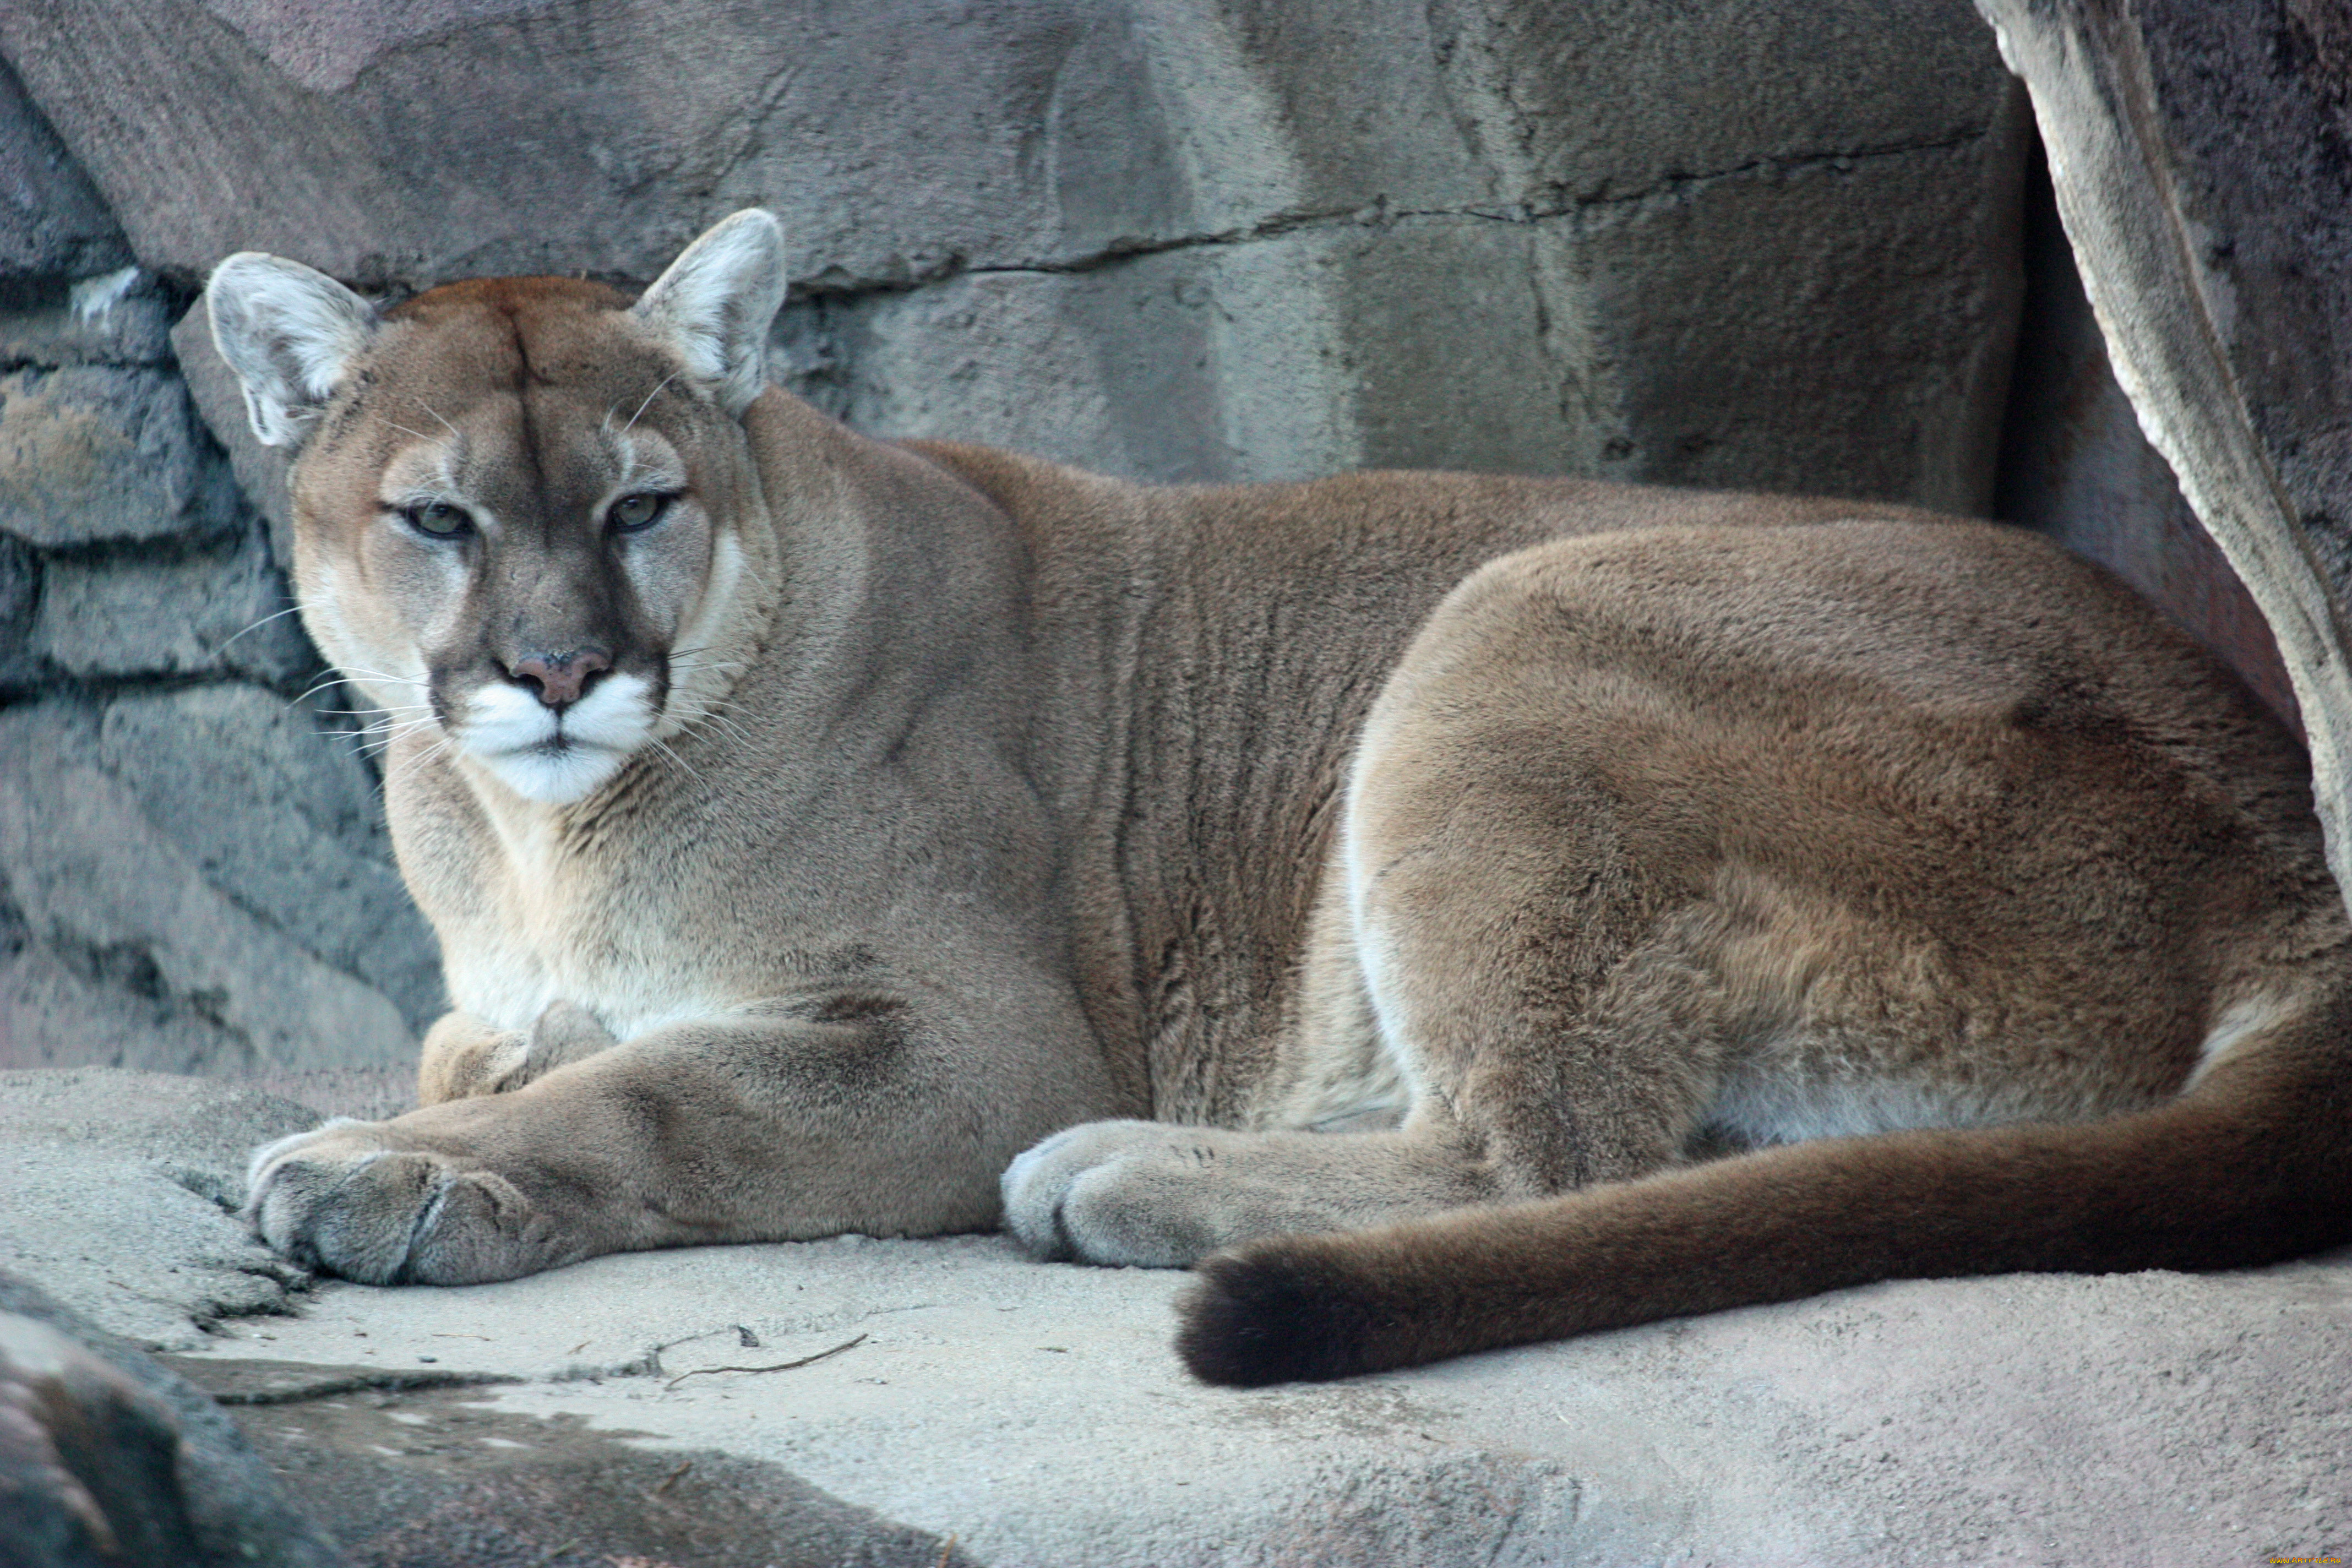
[609,492,668,532]
[404,501,472,537]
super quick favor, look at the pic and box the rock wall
[0,57,440,1075]
[0,0,2234,1077]
[1978,0,2352,926]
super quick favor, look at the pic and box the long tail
[1177,994,2352,1386]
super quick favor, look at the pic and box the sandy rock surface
[4,1068,2345,1565]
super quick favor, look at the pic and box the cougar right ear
[205,253,378,447]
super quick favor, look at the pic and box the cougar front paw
[1000,1120,1232,1267]
[245,1120,574,1285]
[419,1001,618,1104]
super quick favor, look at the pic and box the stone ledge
[3,1068,2343,1565]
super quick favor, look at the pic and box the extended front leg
[250,992,1106,1284]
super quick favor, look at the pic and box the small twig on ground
[651,1460,692,1497]
[935,1534,958,1568]
[661,1333,868,1391]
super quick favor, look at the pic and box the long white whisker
[291,666,429,705]
[647,736,701,782]
[622,373,679,435]
[415,399,463,441]
[672,701,754,748]
[386,736,456,789]
[220,603,304,649]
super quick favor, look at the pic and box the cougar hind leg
[1004,627,1749,1265]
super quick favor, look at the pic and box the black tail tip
[1175,1242,1389,1387]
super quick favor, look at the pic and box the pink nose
[510,650,612,709]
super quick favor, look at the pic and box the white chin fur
[459,673,656,803]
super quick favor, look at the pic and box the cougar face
[210,213,787,805]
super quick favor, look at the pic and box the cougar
[208,209,2352,1386]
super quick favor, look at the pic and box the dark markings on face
[322,279,738,727]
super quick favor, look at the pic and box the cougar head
[204,210,788,804]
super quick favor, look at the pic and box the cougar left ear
[205,253,378,448]
[631,209,788,418]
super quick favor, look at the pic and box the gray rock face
[0,1275,344,1568]
[15,0,2026,508]
[0,200,437,1081]
[1978,0,2352,921]
[0,363,232,550]
[0,57,124,281]
[0,692,439,1075]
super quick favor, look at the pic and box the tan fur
[210,214,2352,1382]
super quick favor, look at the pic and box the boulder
[0,363,233,551]
[0,1273,342,1568]
[0,57,124,282]
[32,522,309,685]
[1977,0,2352,918]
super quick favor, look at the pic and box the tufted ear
[205,253,378,448]
[631,210,787,417]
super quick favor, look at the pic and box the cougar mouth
[456,671,661,802]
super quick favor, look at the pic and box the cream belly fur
[204,211,2352,1385]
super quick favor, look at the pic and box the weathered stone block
[1561,115,2027,511]
[0,693,436,1077]
[0,267,176,368]
[810,117,2023,508]
[32,521,311,684]
[0,364,227,548]
[0,527,34,687]
[0,56,124,281]
[93,684,439,1026]
[0,1,2011,287]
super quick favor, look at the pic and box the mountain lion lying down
[209,210,2351,1386]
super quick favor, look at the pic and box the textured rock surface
[1978,0,2352,921]
[0,363,230,550]
[0,57,123,280]
[0,1273,343,1568]
[0,238,438,1079]
[0,693,437,1074]
[3,1070,2346,1566]
[0,1070,319,1350]
[19,0,2028,508]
